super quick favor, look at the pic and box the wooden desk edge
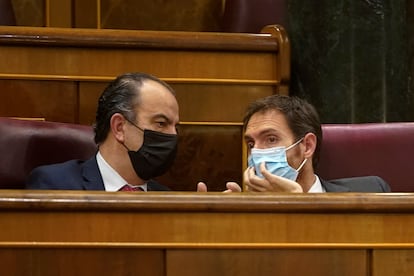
[0,190,412,212]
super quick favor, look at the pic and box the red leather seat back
[0,118,97,189]
[317,123,414,192]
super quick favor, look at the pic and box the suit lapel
[80,156,105,190]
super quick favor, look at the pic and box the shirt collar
[96,151,147,191]
[307,175,326,193]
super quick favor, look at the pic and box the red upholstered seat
[317,123,414,192]
[0,117,96,189]
[1,117,413,192]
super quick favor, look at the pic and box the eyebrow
[153,114,168,120]
[152,113,177,125]
[244,128,279,140]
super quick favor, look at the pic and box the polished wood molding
[0,73,279,85]
[261,24,291,94]
[1,190,413,212]
[0,26,279,51]
[1,241,414,249]
[1,191,413,275]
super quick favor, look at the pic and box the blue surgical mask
[248,138,307,181]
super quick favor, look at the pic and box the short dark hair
[94,72,175,144]
[243,95,323,169]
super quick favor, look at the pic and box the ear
[302,132,317,159]
[110,113,126,143]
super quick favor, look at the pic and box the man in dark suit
[239,94,390,193]
[27,72,241,192]
[27,73,179,192]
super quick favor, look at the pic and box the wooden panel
[156,124,243,191]
[373,250,414,276]
[0,47,277,81]
[0,26,288,124]
[0,25,288,120]
[11,0,45,27]
[78,81,106,125]
[1,192,414,244]
[47,0,72,27]
[73,0,98,28]
[0,248,164,276]
[78,82,276,125]
[3,211,414,244]
[100,0,223,31]
[0,26,285,80]
[1,192,414,275]
[174,83,276,122]
[167,249,367,276]
[0,79,77,122]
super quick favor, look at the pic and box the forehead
[245,109,294,139]
[135,80,179,123]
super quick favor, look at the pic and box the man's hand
[223,182,242,193]
[244,162,303,192]
[197,182,242,192]
[197,182,208,192]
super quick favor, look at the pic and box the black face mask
[126,128,177,180]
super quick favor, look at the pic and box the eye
[266,135,278,145]
[156,121,166,128]
[246,141,254,149]
[268,136,276,143]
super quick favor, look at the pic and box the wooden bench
[0,190,413,276]
[0,25,290,191]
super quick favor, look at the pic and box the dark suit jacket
[26,156,170,191]
[321,176,391,192]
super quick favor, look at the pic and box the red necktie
[118,185,145,192]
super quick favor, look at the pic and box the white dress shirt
[307,175,326,193]
[96,151,147,191]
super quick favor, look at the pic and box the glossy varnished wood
[1,191,414,242]
[0,25,286,84]
[1,191,413,275]
[0,25,289,123]
[0,26,278,50]
[1,190,413,211]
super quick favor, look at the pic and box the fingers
[244,165,270,192]
[245,163,303,192]
[198,181,242,193]
[225,182,242,192]
[196,182,208,192]
[243,167,251,189]
[260,163,303,192]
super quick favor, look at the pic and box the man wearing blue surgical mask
[242,95,390,193]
